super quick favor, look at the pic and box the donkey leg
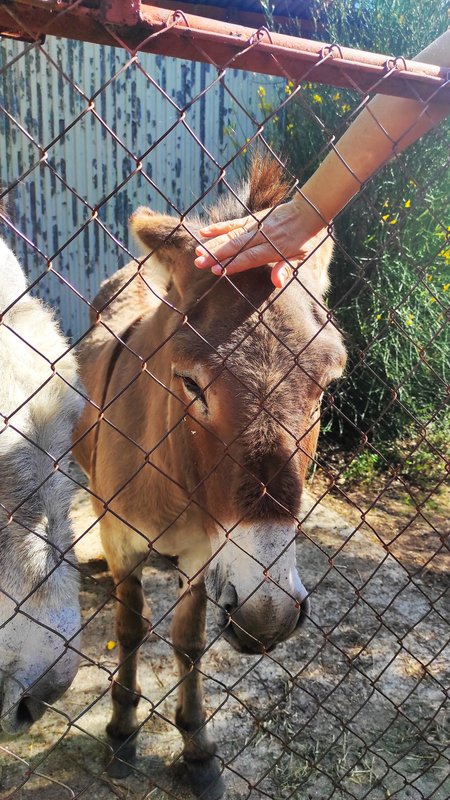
[105,565,150,778]
[172,580,225,799]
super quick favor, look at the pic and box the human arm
[194,29,450,287]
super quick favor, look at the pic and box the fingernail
[211,265,222,275]
[195,245,207,256]
[195,256,208,268]
[278,267,289,287]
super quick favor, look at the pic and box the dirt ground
[0,471,449,800]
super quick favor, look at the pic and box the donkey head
[0,240,82,737]
[131,157,346,653]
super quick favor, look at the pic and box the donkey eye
[183,376,201,396]
[177,374,207,408]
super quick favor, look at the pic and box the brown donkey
[73,157,346,797]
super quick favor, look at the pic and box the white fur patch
[0,239,82,735]
[209,521,307,607]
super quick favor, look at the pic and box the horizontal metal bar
[0,0,448,102]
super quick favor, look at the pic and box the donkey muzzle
[216,581,310,655]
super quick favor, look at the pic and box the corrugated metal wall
[0,37,283,338]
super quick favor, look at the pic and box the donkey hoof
[106,736,137,779]
[185,756,225,799]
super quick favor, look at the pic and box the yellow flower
[389,218,398,225]
[376,314,382,320]
[333,91,341,101]
[382,214,390,221]
[443,284,450,292]
[426,274,433,282]
[404,199,411,208]
[313,93,323,104]
[257,85,266,97]
[341,104,351,113]
[406,315,413,326]
[383,200,389,208]
[285,81,294,95]
[287,122,294,132]
[107,640,116,651]
[430,297,437,304]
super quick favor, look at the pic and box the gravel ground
[1,476,448,800]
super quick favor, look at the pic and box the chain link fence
[0,2,449,799]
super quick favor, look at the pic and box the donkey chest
[105,500,211,578]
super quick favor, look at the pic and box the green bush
[259,0,450,451]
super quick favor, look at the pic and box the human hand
[194,200,320,289]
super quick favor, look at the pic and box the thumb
[271,262,292,289]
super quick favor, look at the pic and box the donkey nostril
[296,595,311,630]
[217,582,238,625]
[16,697,34,727]
[15,695,46,728]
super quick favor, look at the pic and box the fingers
[195,225,267,271]
[270,262,292,289]
[211,242,283,276]
[199,216,249,238]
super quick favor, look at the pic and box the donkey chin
[205,520,310,655]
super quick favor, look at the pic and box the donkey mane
[207,153,293,224]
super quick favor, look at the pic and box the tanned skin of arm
[194,30,450,287]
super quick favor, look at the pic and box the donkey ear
[129,207,199,297]
[130,207,195,255]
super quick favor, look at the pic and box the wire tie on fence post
[384,56,407,76]
[169,10,190,28]
[319,43,344,61]
[393,56,407,72]
[248,27,273,46]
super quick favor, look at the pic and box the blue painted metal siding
[0,38,284,339]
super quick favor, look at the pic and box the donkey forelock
[207,152,293,223]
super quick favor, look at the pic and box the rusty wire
[0,3,449,799]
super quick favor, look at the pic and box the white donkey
[0,238,82,737]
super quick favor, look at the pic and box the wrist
[289,192,329,239]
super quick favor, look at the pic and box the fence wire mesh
[0,4,449,800]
